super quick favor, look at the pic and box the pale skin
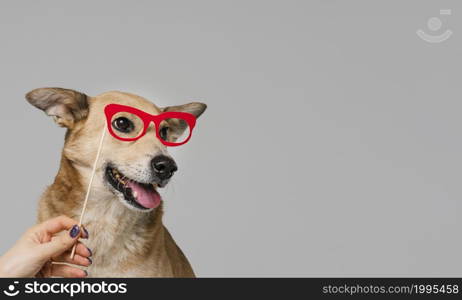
[0,216,92,278]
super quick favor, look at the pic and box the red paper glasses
[104,104,197,146]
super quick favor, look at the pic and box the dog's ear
[162,102,207,142]
[162,102,207,119]
[25,88,89,128]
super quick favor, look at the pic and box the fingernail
[83,227,89,239]
[87,247,92,256]
[88,257,92,265]
[69,225,80,238]
[84,270,88,277]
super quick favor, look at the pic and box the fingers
[81,225,89,239]
[38,215,79,235]
[38,242,93,278]
[54,242,92,267]
[72,242,92,258]
[57,254,91,267]
[49,263,87,278]
[37,225,83,259]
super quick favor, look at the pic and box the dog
[26,88,206,277]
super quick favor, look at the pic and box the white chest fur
[74,193,162,277]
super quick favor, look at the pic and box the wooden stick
[70,123,107,259]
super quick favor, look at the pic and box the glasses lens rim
[158,117,192,145]
[109,111,146,140]
[104,104,196,145]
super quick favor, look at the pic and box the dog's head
[26,88,206,212]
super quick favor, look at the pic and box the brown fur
[27,88,206,277]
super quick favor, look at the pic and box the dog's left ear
[25,87,89,129]
[162,102,207,119]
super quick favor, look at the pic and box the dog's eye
[159,126,169,140]
[112,117,134,133]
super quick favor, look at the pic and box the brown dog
[26,88,206,277]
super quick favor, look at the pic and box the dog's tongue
[126,181,161,209]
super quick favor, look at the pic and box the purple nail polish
[88,257,92,265]
[84,270,88,277]
[69,225,80,238]
[83,227,89,239]
[87,247,92,256]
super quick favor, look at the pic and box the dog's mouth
[105,166,161,210]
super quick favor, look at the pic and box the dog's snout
[151,155,178,180]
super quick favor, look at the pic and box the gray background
[0,0,461,276]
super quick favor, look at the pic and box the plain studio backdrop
[0,0,461,276]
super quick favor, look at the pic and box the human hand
[0,216,92,278]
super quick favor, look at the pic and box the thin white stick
[70,123,107,259]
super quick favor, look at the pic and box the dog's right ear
[25,87,89,128]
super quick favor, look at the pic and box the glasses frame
[104,104,197,146]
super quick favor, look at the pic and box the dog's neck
[45,155,165,266]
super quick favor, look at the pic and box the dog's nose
[151,155,178,180]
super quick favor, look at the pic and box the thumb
[38,225,81,259]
